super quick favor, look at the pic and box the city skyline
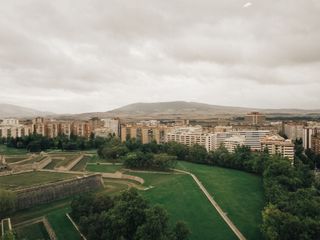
[1,0,320,113]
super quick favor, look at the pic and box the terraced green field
[4,156,29,163]
[71,156,89,171]
[177,161,265,240]
[15,222,50,240]
[47,208,81,240]
[0,171,78,190]
[86,163,123,173]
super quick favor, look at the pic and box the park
[0,143,265,240]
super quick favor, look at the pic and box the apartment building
[244,112,266,125]
[98,118,120,136]
[311,129,320,154]
[166,126,207,148]
[303,125,320,150]
[236,130,270,151]
[223,135,245,153]
[261,135,295,161]
[283,123,304,140]
[206,132,235,151]
[0,119,32,138]
[121,121,169,144]
[72,121,92,138]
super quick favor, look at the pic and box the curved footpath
[174,169,246,240]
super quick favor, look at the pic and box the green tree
[187,144,207,163]
[172,221,190,240]
[135,205,169,240]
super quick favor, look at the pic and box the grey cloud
[0,0,319,113]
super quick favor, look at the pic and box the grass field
[55,154,81,168]
[0,145,27,155]
[47,207,81,240]
[15,222,50,240]
[177,161,265,240]
[43,159,64,169]
[4,156,29,163]
[128,172,237,240]
[12,199,81,240]
[0,171,78,190]
[86,163,123,173]
[71,156,89,171]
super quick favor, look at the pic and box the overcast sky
[0,0,320,114]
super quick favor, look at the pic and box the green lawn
[0,171,78,190]
[43,159,63,169]
[15,222,50,240]
[47,207,81,240]
[86,163,123,173]
[71,156,89,171]
[129,172,237,240]
[177,161,265,240]
[12,199,81,240]
[0,145,27,155]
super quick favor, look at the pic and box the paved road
[174,169,246,240]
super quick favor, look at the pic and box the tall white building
[224,135,245,153]
[206,132,235,151]
[236,130,270,151]
[102,118,120,136]
[284,124,304,140]
[303,126,320,149]
[166,126,207,148]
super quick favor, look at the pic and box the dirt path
[174,169,246,240]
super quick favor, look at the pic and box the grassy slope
[71,156,89,171]
[0,145,27,155]
[47,207,81,240]
[130,172,237,240]
[177,161,264,240]
[86,164,123,173]
[0,171,77,190]
[15,222,50,240]
[12,199,81,240]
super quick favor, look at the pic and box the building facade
[261,135,295,161]
[121,121,169,144]
[244,112,266,125]
[0,119,31,138]
[284,123,304,140]
[236,130,270,151]
[311,129,320,154]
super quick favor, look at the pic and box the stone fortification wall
[14,174,103,210]
[101,172,144,184]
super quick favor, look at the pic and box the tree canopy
[70,189,190,240]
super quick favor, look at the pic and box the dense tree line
[70,189,190,240]
[1,133,109,152]
[262,156,320,239]
[123,152,177,171]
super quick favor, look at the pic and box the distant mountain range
[0,103,53,119]
[69,101,320,120]
[1,101,320,120]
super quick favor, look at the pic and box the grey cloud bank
[0,0,319,113]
